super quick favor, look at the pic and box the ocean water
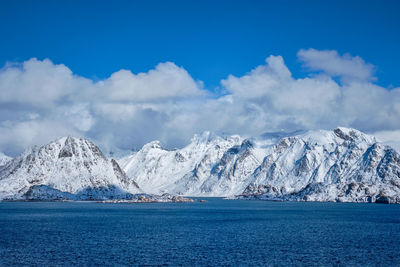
[0,199,399,266]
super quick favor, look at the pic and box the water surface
[0,199,399,266]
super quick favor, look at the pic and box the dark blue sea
[0,199,399,266]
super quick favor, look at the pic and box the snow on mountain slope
[0,136,141,200]
[0,152,12,167]
[197,131,309,196]
[118,132,242,194]
[197,138,271,196]
[119,128,400,203]
[242,128,400,203]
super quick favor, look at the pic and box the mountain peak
[0,135,141,200]
[334,127,360,140]
[333,127,376,144]
[57,136,106,159]
[141,140,165,151]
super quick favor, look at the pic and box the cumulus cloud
[297,48,376,83]
[221,55,291,99]
[223,54,399,135]
[0,58,91,107]
[0,58,206,155]
[0,49,399,156]
[97,62,204,102]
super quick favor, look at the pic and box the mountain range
[0,127,399,203]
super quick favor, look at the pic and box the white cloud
[0,50,399,156]
[97,62,204,102]
[62,104,95,132]
[221,55,291,98]
[297,48,376,83]
[221,55,343,130]
[0,58,91,107]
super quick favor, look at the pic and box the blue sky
[1,0,399,89]
[0,0,400,155]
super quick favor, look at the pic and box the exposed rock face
[22,185,75,201]
[0,136,141,200]
[119,128,400,203]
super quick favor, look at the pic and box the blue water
[0,199,399,266]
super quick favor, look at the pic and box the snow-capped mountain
[241,128,400,203]
[118,132,242,195]
[0,136,141,200]
[119,128,400,203]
